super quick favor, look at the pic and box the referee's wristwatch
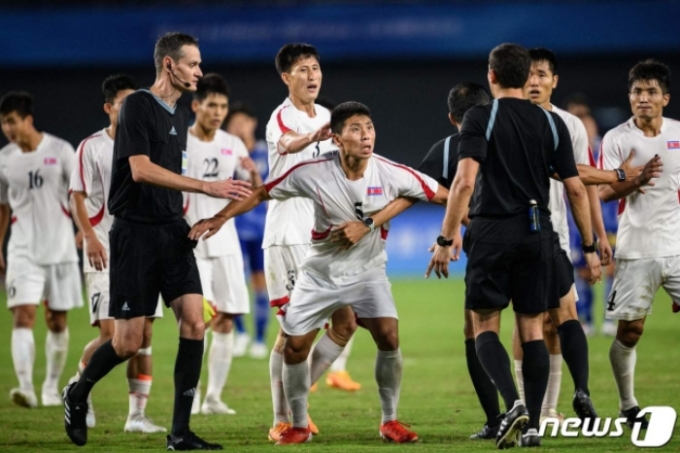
[363,217,376,233]
[437,235,454,247]
[581,240,598,254]
[615,168,626,182]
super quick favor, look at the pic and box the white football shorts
[6,258,83,311]
[264,244,309,309]
[196,254,250,315]
[85,272,163,326]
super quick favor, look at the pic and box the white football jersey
[265,151,438,284]
[263,98,334,248]
[599,117,680,259]
[0,133,78,265]
[184,129,251,258]
[69,129,115,273]
[548,105,591,253]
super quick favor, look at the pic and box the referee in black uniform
[427,44,601,448]
[63,33,251,450]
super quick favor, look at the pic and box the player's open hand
[584,251,602,285]
[189,216,227,241]
[620,150,643,182]
[635,153,663,194]
[205,178,252,200]
[311,122,332,143]
[425,232,463,279]
[330,221,370,250]
[599,240,613,266]
[86,236,108,271]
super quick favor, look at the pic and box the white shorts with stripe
[264,244,309,309]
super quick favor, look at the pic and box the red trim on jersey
[678,190,680,204]
[61,204,71,218]
[588,146,596,167]
[270,295,290,308]
[10,216,17,224]
[183,196,190,216]
[374,156,435,200]
[380,225,389,240]
[277,108,293,135]
[598,142,604,169]
[89,204,105,227]
[311,226,332,240]
[618,198,626,215]
[264,157,333,193]
[77,133,102,194]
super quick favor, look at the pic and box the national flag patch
[367,186,383,196]
[221,148,233,155]
[667,141,680,149]
[44,157,57,165]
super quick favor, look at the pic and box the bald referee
[427,43,601,448]
[63,33,250,450]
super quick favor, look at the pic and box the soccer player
[184,74,262,415]
[0,91,82,409]
[63,32,249,450]
[68,74,165,433]
[598,59,675,428]
[262,43,359,441]
[225,102,271,359]
[427,43,601,448]
[189,101,450,444]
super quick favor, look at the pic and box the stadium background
[1,0,679,451]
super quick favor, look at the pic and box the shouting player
[68,74,165,433]
[0,91,82,409]
[189,101,449,444]
[184,74,262,415]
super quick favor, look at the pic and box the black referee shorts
[552,232,575,309]
[109,218,202,320]
[463,216,558,314]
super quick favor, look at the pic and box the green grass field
[0,278,678,452]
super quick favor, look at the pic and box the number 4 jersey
[0,133,78,265]
[263,98,334,248]
[183,129,251,258]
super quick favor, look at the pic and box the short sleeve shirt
[418,133,460,189]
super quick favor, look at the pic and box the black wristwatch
[615,168,626,182]
[363,217,375,233]
[437,235,454,247]
[581,241,598,254]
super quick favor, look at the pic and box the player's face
[172,45,203,92]
[0,111,32,144]
[629,79,669,121]
[283,57,322,103]
[193,93,229,131]
[106,89,135,128]
[525,61,557,106]
[334,114,375,159]
[226,112,257,142]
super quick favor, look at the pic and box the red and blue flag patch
[367,186,383,196]
[668,141,680,149]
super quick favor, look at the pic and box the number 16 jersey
[263,98,333,248]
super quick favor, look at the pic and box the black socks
[475,331,519,412]
[171,337,204,436]
[521,340,550,430]
[558,319,590,395]
[465,338,501,426]
[70,340,126,403]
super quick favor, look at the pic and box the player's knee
[283,337,310,363]
[374,328,399,351]
[45,310,67,332]
[12,307,36,328]
[112,336,143,359]
[617,320,643,347]
[330,318,357,344]
[182,317,206,340]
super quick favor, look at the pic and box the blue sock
[234,315,246,334]
[254,291,269,344]
[575,274,593,324]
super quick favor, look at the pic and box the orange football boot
[326,371,361,391]
[380,420,419,443]
[276,426,312,445]
[268,422,292,442]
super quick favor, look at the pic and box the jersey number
[90,292,101,314]
[354,202,364,220]
[313,142,321,158]
[202,158,219,178]
[28,170,43,189]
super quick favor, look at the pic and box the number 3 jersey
[0,133,78,265]
[264,151,438,283]
[183,129,251,258]
[263,98,334,248]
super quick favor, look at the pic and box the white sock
[44,329,69,393]
[610,340,638,410]
[330,335,353,373]
[206,331,234,401]
[270,349,290,425]
[310,332,345,384]
[283,361,310,428]
[375,348,402,424]
[514,359,525,403]
[542,354,563,414]
[128,375,152,417]
[12,328,35,392]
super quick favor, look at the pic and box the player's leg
[247,237,270,359]
[9,304,38,408]
[42,307,69,406]
[540,315,563,422]
[466,308,501,439]
[601,259,618,336]
[310,306,358,387]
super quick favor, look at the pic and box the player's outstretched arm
[189,185,271,241]
[599,153,663,202]
[576,151,642,185]
[0,204,9,274]
[279,122,331,154]
[69,191,107,271]
[129,155,252,200]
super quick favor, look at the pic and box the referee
[63,33,250,450]
[426,43,601,448]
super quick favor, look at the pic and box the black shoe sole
[496,414,529,450]
[63,384,87,447]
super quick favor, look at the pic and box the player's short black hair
[489,43,531,89]
[224,101,256,129]
[331,101,371,134]
[628,59,671,94]
[529,47,558,75]
[154,32,199,74]
[275,43,320,74]
[0,91,34,118]
[448,82,490,124]
[102,74,137,104]
[194,73,230,102]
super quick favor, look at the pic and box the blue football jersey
[235,140,269,241]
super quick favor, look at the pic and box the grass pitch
[0,278,678,452]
